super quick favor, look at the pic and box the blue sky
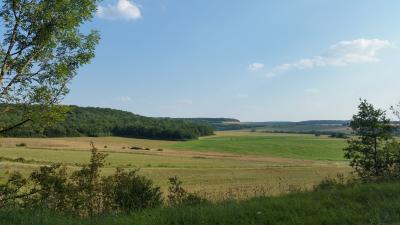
[63,0,400,121]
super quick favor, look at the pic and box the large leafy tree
[0,0,100,134]
[344,99,396,179]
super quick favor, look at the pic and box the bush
[0,172,28,208]
[167,176,207,207]
[102,168,162,213]
[27,164,70,211]
[314,174,350,191]
[15,143,26,147]
[0,142,164,217]
[329,132,348,139]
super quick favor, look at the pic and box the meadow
[170,131,348,161]
[0,131,350,200]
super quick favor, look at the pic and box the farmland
[0,131,350,201]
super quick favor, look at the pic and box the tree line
[0,105,214,140]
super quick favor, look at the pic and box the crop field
[0,131,351,201]
[170,131,348,161]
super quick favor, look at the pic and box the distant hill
[185,119,351,134]
[0,105,214,140]
[176,118,240,124]
[296,120,349,125]
[238,120,351,136]
[176,118,244,131]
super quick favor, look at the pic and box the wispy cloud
[248,62,265,71]
[261,38,392,77]
[97,0,141,21]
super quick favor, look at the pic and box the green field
[0,131,350,200]
[170,131,347,161]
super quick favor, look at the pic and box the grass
[1,181,399,225]
[0,132,350,200]
[170,132,347,161]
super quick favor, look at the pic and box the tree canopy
[0,0,100,133]
[0,105,214,140]
[344,100,400,179]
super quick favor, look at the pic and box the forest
[0,105,214,140]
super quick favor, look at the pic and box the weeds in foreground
[0,142,203,217]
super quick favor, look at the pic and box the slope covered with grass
[1,181,399,225]
[170,133,347,161]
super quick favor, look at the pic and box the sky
[61,0,400,121]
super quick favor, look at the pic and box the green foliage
[0,0,100,133]
[329,132,349,139]
[68,143,107,217]
[28,164,70,211]
[15,142,26,147]
[0,143,164,217]
[102,168,162,213]
[0,172,28,208]
[0,105,214,140]
[344,99,400,179]
[1,181,400,225]
[313,173,350,191]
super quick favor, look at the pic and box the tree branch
[0,118,31,134]
[1,48,42,96]
[0,21,19,84]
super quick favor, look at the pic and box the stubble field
[0,131,351,201]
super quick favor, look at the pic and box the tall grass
[1,181,400,225]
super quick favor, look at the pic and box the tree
[392,102,400,120]
[0,0,100,134]
[344,99,394,179]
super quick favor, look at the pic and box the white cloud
[305,88,320,94]
[264,38,391,76]
[248,62,265,71]
[97,0,141,20]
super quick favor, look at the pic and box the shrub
[15,143,26,147]
[0,142,168,217]
[27,164,70,211]
[314,174,349,191]
[102,169,162,213]
[329,132,348,139]
[68,143,108,217]
[167,176,207,206]
[0,172,29,208]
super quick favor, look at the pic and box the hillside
[192,119,351,133]
[0,105,214,140]
[1,181,399,225]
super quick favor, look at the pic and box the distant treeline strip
[0,105,214,140]
[260,130,350,138]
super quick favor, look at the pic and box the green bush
[0,143,164,217]
[102,169,162,213]
[15,143,26,147]
[167,176,207,207]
